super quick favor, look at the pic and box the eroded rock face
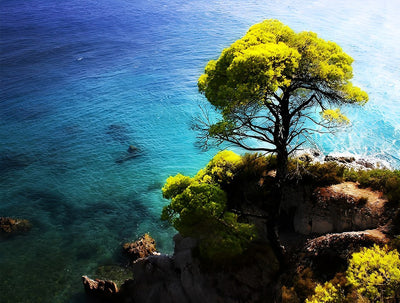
[123,233,157,263]
[118,234,279,303]
[283,182,389,235]
[0,217,31,234]
[301,229,388,279]
[82,276,119,298]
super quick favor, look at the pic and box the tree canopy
[197,19,368,181]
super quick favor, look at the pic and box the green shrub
[161,150,256,261]
[288,161,345,186]
[344,169,400,204]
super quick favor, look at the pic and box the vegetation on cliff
[161,150,257,261]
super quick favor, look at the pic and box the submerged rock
[127,145,138,153]
[123,234,157,263]
[0,217,31,234]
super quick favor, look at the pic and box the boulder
[123,234,157,263]
[0,217,31,234]
[118,234,279,303]
[82,275,118,298]
[292,182,388,235]
[127,145,138,153]
[301,229,388,279]
[324,155,355,163]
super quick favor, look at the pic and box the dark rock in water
[106,124,130,143]
[82,276,118,299]
[0,217,31,234]
[115,148,141,164]
[123,234,157,263]
[324,155,355,163]
[115,154,140,164]
[356,158,375,169]
[127,145,138,153]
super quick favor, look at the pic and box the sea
[1,0,399,301]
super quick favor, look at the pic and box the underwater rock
[115,147,141,164]
[0,217,31,234]
[123,234,157,263]
[127,145,138,153]
[106,124,130,143]
[82,276,118,298]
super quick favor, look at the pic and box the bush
[346,245,400,302]
[344,169,400,204]
[305,282,344,303]
[288,161,345,186]
[161,150,256,261]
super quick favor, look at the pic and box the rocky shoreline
[81,154,399,302]
[294,149,392,171]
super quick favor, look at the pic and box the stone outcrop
[300,229,388,279]
[283,182,389,235]
[118,234,279,303]
[0,217,31,234]
[123,233,157,263]
[82,276,119,299]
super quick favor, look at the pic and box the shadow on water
[105,124,131,143]
[0,153,33,174]
[15,188,80,227]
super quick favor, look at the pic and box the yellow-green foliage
[195,150,242,185]
[162,174,194,199]
[322,108,350,125]
[346,245,400,302]
[198,19,368,117]
[305,282,344,303]
[161,150,256,261]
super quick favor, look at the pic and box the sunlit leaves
[305,282,344,303]
[322,108,350,125]
[161,151,256,261]
[346,245,400,302]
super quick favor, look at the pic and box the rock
[82,276,118,299]
[123,234,157,263]
[291,182,388,235]
[0,217,31,234]
[324,155,355,163]
[301,229,388,279]
[127,145,138,153]
[118,234,279,303]
[115,153,140,164]
[297,153,314,163]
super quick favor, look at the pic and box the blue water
[1,0,399,301]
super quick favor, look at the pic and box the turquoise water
[0,0,399,301]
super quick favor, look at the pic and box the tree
[196,19,368,267]
[197,19,368,184]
